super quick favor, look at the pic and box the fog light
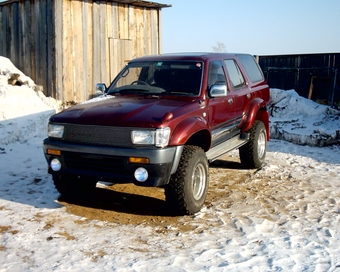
[50,158,61,171]
[134,167,148,182]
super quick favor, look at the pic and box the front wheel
[239,120,267,169]
[164,146,209,215]
[53,174,97,197]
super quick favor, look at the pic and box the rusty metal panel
[0,0,171,8]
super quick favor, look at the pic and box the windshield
[107,60,203,96]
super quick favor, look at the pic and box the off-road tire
[239,120,267,169]
[164,145,209,215]
[53,174,97,197]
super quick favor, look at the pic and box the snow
[269,88,340,146]
[1,56,340,271]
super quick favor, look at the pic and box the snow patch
[0,56,35,88]
[0,56,61,144]
[269,88,340,146]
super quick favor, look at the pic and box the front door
[207,60,238,147]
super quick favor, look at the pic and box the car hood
[50,95,198,127]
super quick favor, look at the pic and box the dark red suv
[43,53,270,215]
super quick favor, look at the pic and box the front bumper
[43,138,183,187]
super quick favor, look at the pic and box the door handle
[228,98,233,104]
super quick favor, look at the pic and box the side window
[224,59,246,89]
[208,60,226,90]
[237,54,264,83]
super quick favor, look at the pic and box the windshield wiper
[165,91,195,96]
[119,89,150,94]
[108,85,166,95]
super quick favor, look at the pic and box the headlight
[155,127,171,147]
[131,130,155,145]
[48,124,64,138]
[131,127,170,147]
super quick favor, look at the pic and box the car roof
[129,52,248,63]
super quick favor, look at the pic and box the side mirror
[96,83,107,94]
[209,84,227,97]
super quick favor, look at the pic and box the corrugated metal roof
[0,0,171,8]
[110,0,171,8]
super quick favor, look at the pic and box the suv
[43,53,270,215]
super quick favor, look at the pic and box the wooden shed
[0,0,171,102]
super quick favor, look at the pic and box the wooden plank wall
[259,53,340,101]
[0,0,56,98]
[56,0,162,102]
[0,0,162,102]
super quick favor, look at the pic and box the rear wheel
[53,174,97,197]
[164,146,209,215]
[239,120,267,169]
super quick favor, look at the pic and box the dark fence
[258,53,340,108]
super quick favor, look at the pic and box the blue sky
[161,0,340,55]
[1,0,338,55]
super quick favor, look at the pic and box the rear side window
[237,54,264,83]
[224,60,246,89]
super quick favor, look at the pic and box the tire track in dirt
[57,149,339,237]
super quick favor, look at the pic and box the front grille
[62,124,141,147]
[64,152,126,174]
